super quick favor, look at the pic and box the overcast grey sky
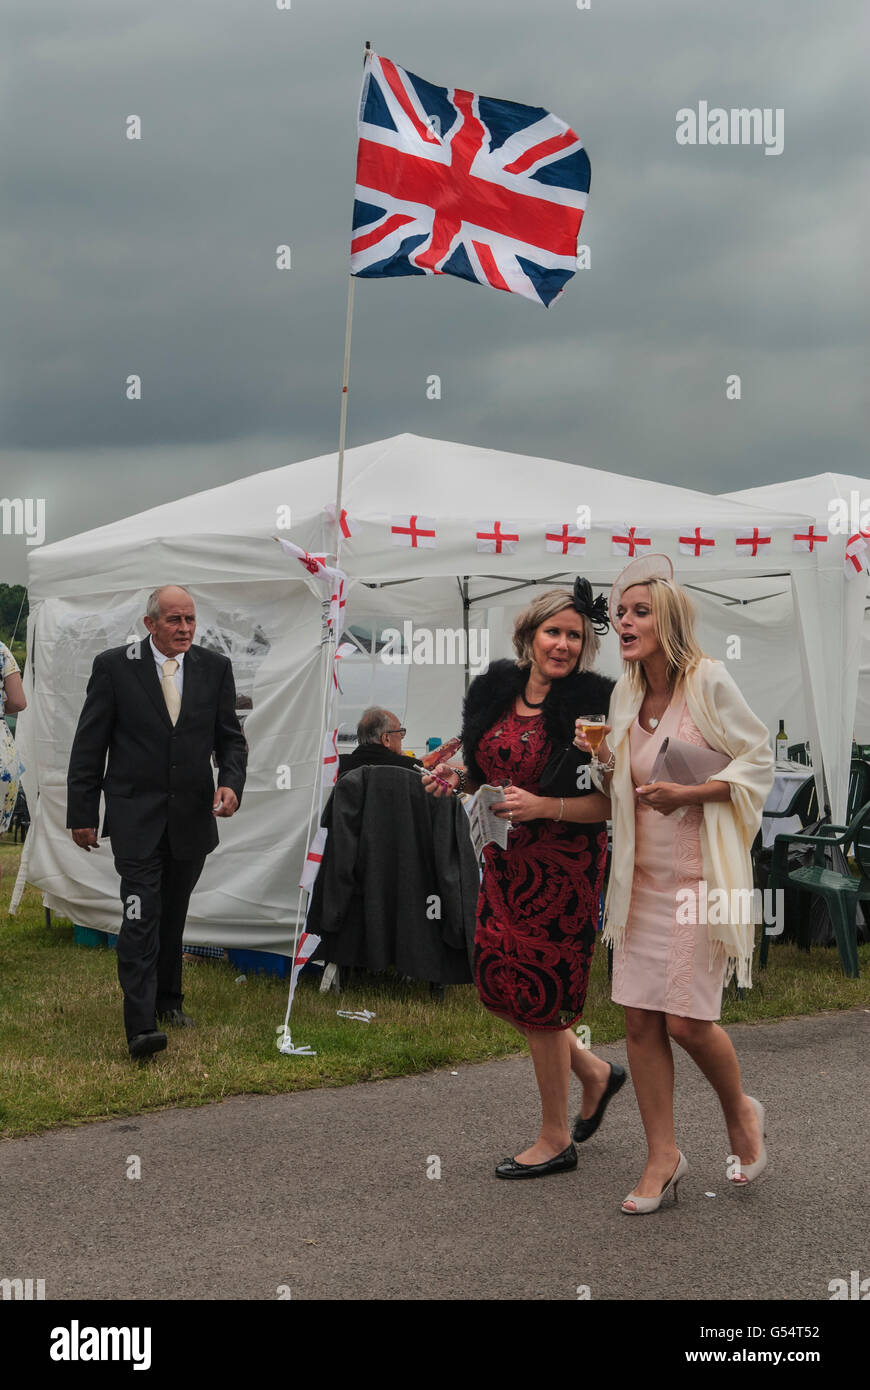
[1,0,866,583]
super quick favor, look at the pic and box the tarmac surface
[1,1009,868,1302]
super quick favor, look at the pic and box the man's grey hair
[357,707,395,745]
[146,585,194,622]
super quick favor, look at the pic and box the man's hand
[213,787,239,818]
[71,828,100,851]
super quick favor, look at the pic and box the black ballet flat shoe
[495,1143,578,1179]
[572,1061,627,1143]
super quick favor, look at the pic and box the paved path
[1,1010,868,1301]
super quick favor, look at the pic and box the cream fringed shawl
[597,658,775,989]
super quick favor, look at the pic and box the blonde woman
[575,556,774,1213]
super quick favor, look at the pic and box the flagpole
[279,43,371,1050]
[333,273,356,571]
[333,37,370,570]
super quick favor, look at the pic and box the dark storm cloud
[0,0,865,582]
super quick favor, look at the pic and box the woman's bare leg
[622,1006,681,1206]
[665,1015,762,1166]
[514,1027,574,1163]
[489,1008,612,1132]
[567,1030,614,1118]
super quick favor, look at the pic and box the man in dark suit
[67,585,247,1059]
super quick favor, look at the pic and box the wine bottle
[775,719,788,760]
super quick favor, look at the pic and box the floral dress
[473,707,608,1030]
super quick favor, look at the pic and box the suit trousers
[113,829,206,1040]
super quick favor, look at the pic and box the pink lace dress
[611,695,727,1020]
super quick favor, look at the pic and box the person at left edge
[66,585,247,1060]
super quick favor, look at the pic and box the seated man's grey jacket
[307,764,480,984]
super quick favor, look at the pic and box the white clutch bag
[648,735,731,786]
[646,736,731,819]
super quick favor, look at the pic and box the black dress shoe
[572,1061,627,1143]
[495,1144,578,1179]
[157,1009,196,1027]
[128,1031,167,1060]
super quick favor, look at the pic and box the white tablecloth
[761,768,814,848]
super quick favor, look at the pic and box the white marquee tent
[722,473,870,823]
[13,434,861,952]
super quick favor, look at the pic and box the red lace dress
[473,708,608,1030]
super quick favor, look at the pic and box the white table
[761,767,814,848]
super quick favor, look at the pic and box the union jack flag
[351,52,591,308]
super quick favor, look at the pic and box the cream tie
[161,658,181,725]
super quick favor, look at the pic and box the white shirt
[149,636,184,698]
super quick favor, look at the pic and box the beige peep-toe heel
[728,1096,767,1186]
[621,1151,688,1214]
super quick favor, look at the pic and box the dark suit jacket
[66,640,247,860]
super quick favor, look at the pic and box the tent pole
[332,35,370,567]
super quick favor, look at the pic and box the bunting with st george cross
[350,51,591,307]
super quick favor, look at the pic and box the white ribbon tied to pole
[276,930,322,1056]
[276,1025,317,1056]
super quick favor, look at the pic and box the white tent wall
[338,578,476,751]
[724,474,870,821]
[858,599,870,740]
[17,578,327,951]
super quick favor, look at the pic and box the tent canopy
[29,433,819,593]
[722,472,870,832]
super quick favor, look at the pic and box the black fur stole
[460,659,615,789]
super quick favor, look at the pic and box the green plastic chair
[753,774,820,877]
[755,775,821,966]
[767,801,870,979]
[846,758,870,823]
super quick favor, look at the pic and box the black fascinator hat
[572,576,610,635]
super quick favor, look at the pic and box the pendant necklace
[647,688,672,729]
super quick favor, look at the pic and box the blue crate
[226,947,291,979]
[73,925,117,949]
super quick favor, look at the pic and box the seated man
[338,707,422,778]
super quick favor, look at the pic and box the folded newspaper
[465,784,512,857]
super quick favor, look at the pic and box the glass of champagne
[578,714,606,755]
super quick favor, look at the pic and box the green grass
[1,841,868,1137]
